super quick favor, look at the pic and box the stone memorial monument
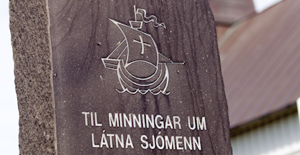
[10,0,232,154]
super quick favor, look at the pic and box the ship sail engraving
[102,5,181,95]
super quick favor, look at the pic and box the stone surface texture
[10,0,232,154]
[10,0,56,154]
[49,0,232,155]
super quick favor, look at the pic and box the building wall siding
[231,113,300,155]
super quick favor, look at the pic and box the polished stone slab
[11,0,232,154]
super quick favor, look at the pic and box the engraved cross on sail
[102,5,174,95]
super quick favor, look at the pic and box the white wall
[231,112,300,155]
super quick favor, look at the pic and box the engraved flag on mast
[102,5,180,95]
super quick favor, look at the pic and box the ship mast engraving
[102,5,180,95]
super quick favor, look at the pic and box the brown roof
[208,0,255,24]
[220,0,300,128]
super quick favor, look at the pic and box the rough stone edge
[46,0,58,154]
[9,0,56,154]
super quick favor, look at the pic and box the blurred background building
[209,0,300,154]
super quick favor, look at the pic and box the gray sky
[253,0,282,13]
[0,0,19,154]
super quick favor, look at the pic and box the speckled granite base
[10,0,56,154]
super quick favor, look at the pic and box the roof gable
[220,0,300,128]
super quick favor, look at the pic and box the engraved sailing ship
[102,6,177,95]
